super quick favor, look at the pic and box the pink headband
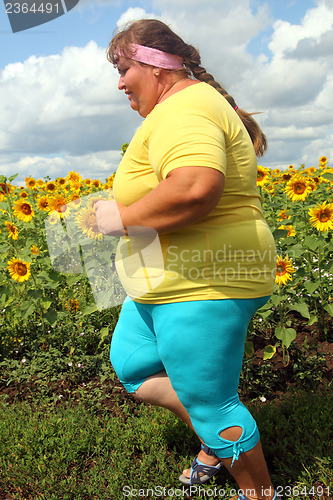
[129,43,184,70]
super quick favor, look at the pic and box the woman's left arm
[95,166,224,235]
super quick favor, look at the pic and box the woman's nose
[118,76,125,90]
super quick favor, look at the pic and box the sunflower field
[0,154,332,366]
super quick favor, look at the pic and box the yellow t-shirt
[113,82,276,303]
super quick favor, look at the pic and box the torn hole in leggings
[219,426,244,467]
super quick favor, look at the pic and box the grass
[0,383,332,500]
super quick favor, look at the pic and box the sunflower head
[280,172,293,182]
[275,255,296,286]
[25,177,37,190]
[56,177,67,187]
[278,210,291,221]
[308,201,333,232]
[256,165,270,186]
[13,200,35,222]
[48,194,70,218]
[0,182,14,200]
[285,175,312,202]
[45,181,57,193]
[31,245,40,255]
[278,224,296,237]
[91,179,102,189]
[68,194,82,209]
[7,258,31,282]
[5,221,19,240]
[75,207,103,240]
[47,210,61,225]
[37,195,50,211]
[66,171,82,185]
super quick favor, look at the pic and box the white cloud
[0,40,142,183]
[117,7,158,28]
[1,0,332,185]
[0,151,122,185]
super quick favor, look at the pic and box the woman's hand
[94,200,127,236]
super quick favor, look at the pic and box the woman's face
[117,57,159,117]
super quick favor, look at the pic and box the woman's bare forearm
[120,167,224,234]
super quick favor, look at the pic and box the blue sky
[0,0,316,65]
[0,0,332,184]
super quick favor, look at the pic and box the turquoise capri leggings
[110,296,269,463]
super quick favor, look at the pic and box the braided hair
[107,19,267,157]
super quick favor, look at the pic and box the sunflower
[37,179,45,188]
[69,181,82,193]
[105,174,115,188]
[66,171,82,184]
[7,258,31,282]
[0,182,13,201]
[20,191,28,199]
[13,200,35,222]
[56,177,67,187]
[256,165,270,186]
[92,179,102,189]
[25,177,37,190]
[285,175,312,202]
[319,156,328,166]
[306,166,317,174]
[275,255,296,286]
[45,181,57,193]
[68,194,82,209]
[278,224,296,237]
[76,207,103,240]
[37,195,50,212]
[86,195,105,210]
[5,221,18,240]
[280,172,293,183]
[65,299,79,313]
[48,194,69,216]
[47,211,61,225]
[278,210,291,221]
[30,245,39,255]
[308,201,333,232]
[84,178,92,186]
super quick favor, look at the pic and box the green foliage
[0,388,331,499]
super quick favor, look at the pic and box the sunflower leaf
[304,281,320,293]
[43,310,58,325]
[263,345,276,360]
[288,302,310,319]
[303,236,320,251]
[8,173,18,183]
[244,340,254,357]
[273,228,289,240]
[321,172,333,181]
[274,327,297,348]
[324,304,333,317]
